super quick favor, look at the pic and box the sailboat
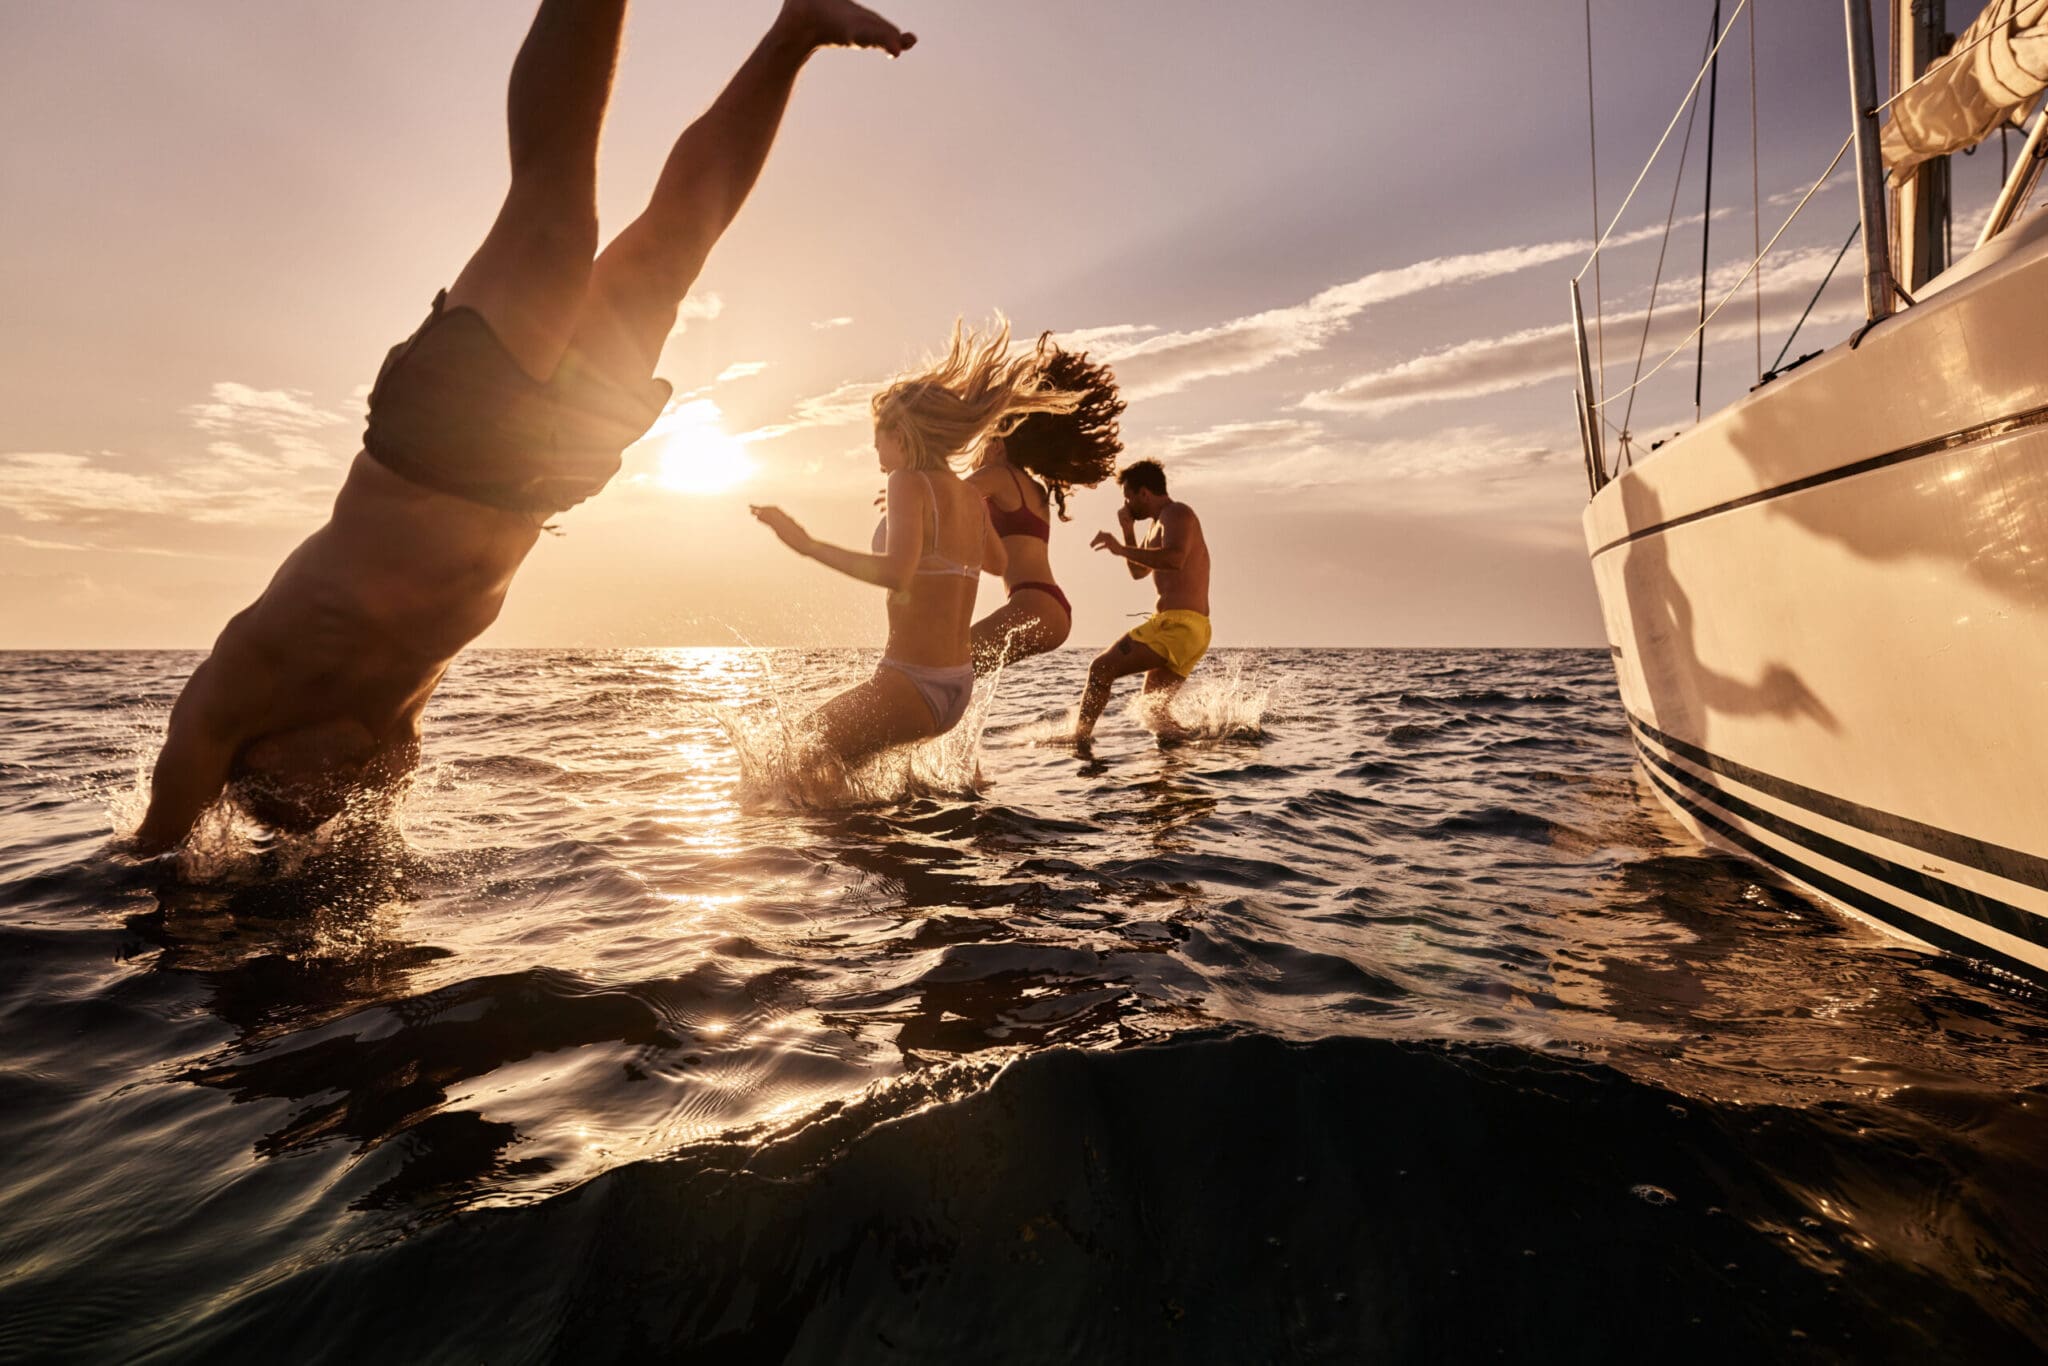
[1574,1,2048,978]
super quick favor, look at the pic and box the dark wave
[149,1036,2048,1364]
[1396,689,1578,711]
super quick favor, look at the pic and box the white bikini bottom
[878,657,975,732]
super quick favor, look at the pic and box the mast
[1695,0,1722,423]
[1845,0,1895,325]
[1890,0,1949,296]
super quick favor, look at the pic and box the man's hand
[1091,530,1125,555]
[751,505,815,556]
[1117,506,1136,533]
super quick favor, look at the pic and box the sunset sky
[1,1,2021,648]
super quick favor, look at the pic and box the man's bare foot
[779,0,916,56]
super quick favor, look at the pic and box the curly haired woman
[751,319,1079,766]
[964,339,1126,674]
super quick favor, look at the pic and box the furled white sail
[1882,0,2048,179]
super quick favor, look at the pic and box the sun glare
[648,398,756,495]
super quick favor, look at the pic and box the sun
[647,398,756,495]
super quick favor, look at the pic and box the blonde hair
[871,318,1083,472]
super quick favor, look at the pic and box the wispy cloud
[746,238,1622,443]
[1302,243,1866,418]
[186,382,345,436]
[1144,419,1558,497]
[0,378,356,528]
[1055,323,1161,353]
[810,316,854,331]
[0,529,239,559]
[1299,325,1579,418]
[1087,240,1618,402]
[667,291,725,338]
[735,212,1858,466]
[0,451,263,524]
[744,243,1603,447]
[186,381,351,469]
[716,360,769,383]
[740,378,878,443]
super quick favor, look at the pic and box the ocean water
[2,647,2045,1362]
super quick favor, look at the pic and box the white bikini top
[871,471,980,578]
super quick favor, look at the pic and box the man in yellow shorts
[1074,458,1213,739]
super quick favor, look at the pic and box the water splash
[1128,654,1273,744]
[714,651,1005,809]
[97,701,415,885]
[989,655,1275,750]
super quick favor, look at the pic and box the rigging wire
[1748,0,1763,380]
[1575,0,1752,280]
[1583,0,1606,408]
[1618,44,1708,454]
[1583,0,2025,315]
[1768,219,1860,373]
[1695,0,1723,424]
[1595,128,1856,411]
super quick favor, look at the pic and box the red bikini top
[985,467,1051,541]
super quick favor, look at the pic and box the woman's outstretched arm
[751,470,921,592]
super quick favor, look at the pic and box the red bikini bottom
[1009,581,1071,617]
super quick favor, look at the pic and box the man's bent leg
[444,0,631,380]
[1142,668,1185,697]
[568,0,914,381]
[1075,635,1171,738]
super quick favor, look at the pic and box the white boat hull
[1584,212,2048,980]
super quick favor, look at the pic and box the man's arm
[1119,508,1151,579]
[1107,506,1190,572]
[132,666,240,855]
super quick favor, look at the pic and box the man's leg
[567,0,914,382]
[1075,636,1172,738]
[1141,669,1185,698]
[444,0,631,380]
[1140,667,1193,741]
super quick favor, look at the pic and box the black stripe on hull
[1589,401,2048,559]
[1631,740,2046,982]
[1628,711,2048,894]
[1634,735,2048,951]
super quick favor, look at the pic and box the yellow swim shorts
[1127,609,1212,677]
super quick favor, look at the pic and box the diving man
[133,0,915,853]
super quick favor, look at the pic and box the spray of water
[712,649,1012,810]
[1129,654,1273,744]
[99,703,412,885]
[1000,653,1276,749]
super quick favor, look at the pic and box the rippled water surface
[3,647,2046,1362]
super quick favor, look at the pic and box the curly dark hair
[995,335,1126,520]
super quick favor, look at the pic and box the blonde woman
[965,339,1125,673]
[751,320,1080,766]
